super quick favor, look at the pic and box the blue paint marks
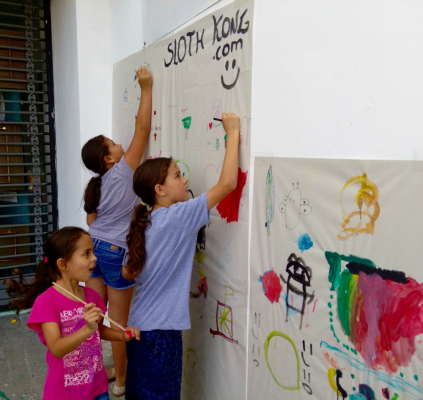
[320,341,423,400]
[298,233,313,253]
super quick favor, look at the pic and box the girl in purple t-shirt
[5,227,140,400]
[80,65,152,396]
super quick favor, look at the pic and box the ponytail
[81,135,109,213]
[83,176,102,213]
[4,226,88,313]
[126,204,152,277]
[126,157,173,277]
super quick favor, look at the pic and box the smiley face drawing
[221,59,240,90]
[279,183,312,230]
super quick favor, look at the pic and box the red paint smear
[259,270,282,304]
[209,122,213,130]
[216,168,248,223]
[350,273,423,374]
[313,299,318,312]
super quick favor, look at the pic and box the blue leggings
[126,330,182,400]
[93,392,109,400]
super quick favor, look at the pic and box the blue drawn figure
[210,223,233,269]
[123,88,128,103]
[279,183,312,230]
[298,233,313,253]
[265,166,275,236]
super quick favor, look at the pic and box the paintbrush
[52,282,133,338]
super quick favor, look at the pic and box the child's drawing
[337,173,380,241]
[265,165,275,236]
[210,284,238,344]
[211,99,222,120]
[326,251,423,374]
[182,116,192,139]
[279,183,312,230]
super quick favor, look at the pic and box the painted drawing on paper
[337,173,380,241]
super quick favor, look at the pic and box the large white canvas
[249,156,423,400]
[112,1,253,398]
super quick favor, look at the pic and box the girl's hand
[123,326,140,341]
[84,303,102,332]
[222,112,240,137]
[135,66,152,90]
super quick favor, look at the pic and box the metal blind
[0,0,57,310]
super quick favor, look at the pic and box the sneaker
[112,385,125,397]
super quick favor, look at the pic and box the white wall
[51,0,109,228]
[51,0,83,228]
[251,0,423,160]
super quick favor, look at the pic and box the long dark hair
[81,135,109,213]
[4,227,88,313]
[126,157,173,277]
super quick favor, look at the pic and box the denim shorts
[94,392,109,400]
[91,238,135,290]
[126,330,183,400]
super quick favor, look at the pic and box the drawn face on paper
[279,184,312,230]
[211,100,222,119]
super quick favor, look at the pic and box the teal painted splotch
[349,394,366,400]
[0,391,10,400]
[298,233,313,253]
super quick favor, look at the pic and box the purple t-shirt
[88,156,139,250]
[128,192,210,331]
[27,286,108,400]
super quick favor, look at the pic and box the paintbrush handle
[125,78,139,110]
[52,282,133,337]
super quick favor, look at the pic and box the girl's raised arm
[207,112,240,211]
[124,66,153,171]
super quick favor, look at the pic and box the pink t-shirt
[27,286,108,400]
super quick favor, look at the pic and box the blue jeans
[94,392,109,400]
[126,330,183,399]
[91,238,135,290]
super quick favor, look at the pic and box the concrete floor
[0,312,124,400]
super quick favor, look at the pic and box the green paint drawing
[175,159,191,187]
[264,331,300,391]
[0,391,10,400]
[182,116,192,139]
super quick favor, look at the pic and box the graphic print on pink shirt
[61,306,103,388]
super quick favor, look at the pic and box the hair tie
[91,171,100,178]
[43,256,48,263]
[141,201,148,206]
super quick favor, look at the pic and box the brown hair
[81,135,109,213]
[126,157,173,277]
[4,227,88,313]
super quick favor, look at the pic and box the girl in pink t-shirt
[5,227,140,400]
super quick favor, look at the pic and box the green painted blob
[351,374,355,378]
[414,375,418,381]
[330,318,333,322]
[328,302,332,308]
[329,311,333,316]
[337,269,354,336]
[400,372,404,377]
[352,387,356,391]
[0,391,10,400]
